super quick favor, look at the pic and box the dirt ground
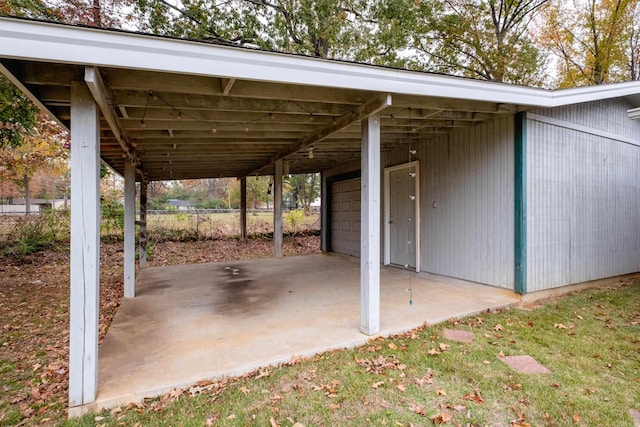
[0,235,320,425]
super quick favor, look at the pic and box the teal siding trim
[514,112,527,294]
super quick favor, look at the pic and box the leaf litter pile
[1,240,639,426]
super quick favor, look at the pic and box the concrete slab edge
[69,299,520,418]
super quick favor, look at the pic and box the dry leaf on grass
[408,402,426,416]
[430,411,453,424]
[355,355,406,374]
[414,374,434,386]
[462,390,484,403]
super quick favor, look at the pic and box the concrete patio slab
[72,254,519,415]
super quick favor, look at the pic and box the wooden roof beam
[84,67,147,179]
[221,78,236,96]
[244,94,392,177]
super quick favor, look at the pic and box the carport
[4,16,635,415]
[88,255,518,415]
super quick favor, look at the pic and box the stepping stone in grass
[500,355,551,374]
[443,329,475,343]
[630,409,640,427]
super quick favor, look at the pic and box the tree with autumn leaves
[537,0,640,87]
[0,115,69,213]
[3,0,640,213]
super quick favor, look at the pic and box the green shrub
[1,210,70,258]
[285,209,305,234]
[101,199,124,241]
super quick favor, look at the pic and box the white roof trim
[2,17,640,108]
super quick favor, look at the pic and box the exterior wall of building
[323,116,516,290]
[526,98,640,291]
[384,116,515,289]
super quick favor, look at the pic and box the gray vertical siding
[527,98,640,291]
[384,116,515,289]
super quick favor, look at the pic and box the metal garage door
[331,178,361,257]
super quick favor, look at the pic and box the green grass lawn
[63,281,640,427]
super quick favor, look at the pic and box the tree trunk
[24,173,30,214]
[92,0,102,27]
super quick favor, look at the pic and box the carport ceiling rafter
[5,65,515,181]
[2,59,512,181]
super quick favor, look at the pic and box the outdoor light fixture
[211,123,217,133]
[267,175,274,195]
[307,147,314,159]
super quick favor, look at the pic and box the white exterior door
[385,162,420,271]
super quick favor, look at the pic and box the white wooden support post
[240,177,247,242]
[139,181,148,269]
[360,113,381,335]
[69,81,101,407]
[124,161,136,298]
[274,160,284,257]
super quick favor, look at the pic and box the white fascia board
[2,18,640,109]
[547,80,640,107]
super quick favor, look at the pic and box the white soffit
[2,17,640,109]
